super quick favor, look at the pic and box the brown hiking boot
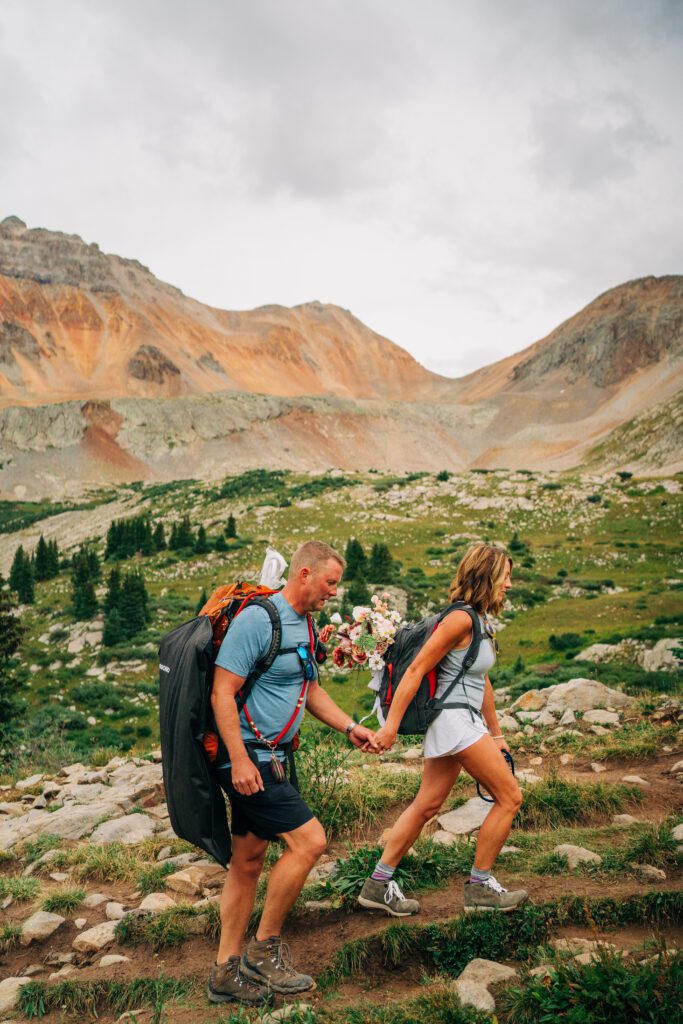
[242,935,316,994]
[463,876,529,913]
[358,877,421,917]
[207,956,272,1005]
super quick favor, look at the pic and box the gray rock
[671,823,683,842]
[559,708,576,725]
[591,763,607,773]
[552,937,615,954]
[498,714,518,732]
[621,775,650,787]
[630,863,666,881]
[451,978,495,1012]
[511,678,633,713]
[0,977,32,1015]
[553,844,602,869]
[437,798,492,835]
[90,814,156,845]
[613,814,639,826]
[583,709,620,726]
[138,893,176,912]
[667,759,683,775]
[105,902,126,920]
[262,1003,314,1023]
[20,911,65,946]
[72,920,119,952]
[82,893,109,908]
[458,958,518,987]
[99,954,131,967]
[15,773,43,791]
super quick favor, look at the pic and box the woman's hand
[375,725,398,752]
[492,735,511,755]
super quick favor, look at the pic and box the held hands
[348,724,381,752]
[231,756,265,796]
[374,725,398,752]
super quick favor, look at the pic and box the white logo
[159,664,171,674]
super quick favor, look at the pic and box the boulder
[105,902,126,920]
[20,911,65,946]
[138,893,176,912]
[451,979,495,1012]
[165,866,208,896]
[437,798,492,835]
[0,977,31,1016]
[667,759,683,775]
[90,814,156,845]
[630,863,666,881]
[72,920,119,953]
[535,709,559,727]
[671,823,683,842]
[100,954,131,967]
[498,715,518,732]
[583,709,620,726]
[621,775,650,787]
[640,638,681,673]
[15,773,43,791]
[552,937,615,954]
[82,893,109,908]
[511,679,633,713]
[559,708,576,726]
[591,763,606,773]
[458,958,518,987]
[553,844,602,869]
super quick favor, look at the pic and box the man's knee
[229,842,267,880]
[287,820,327,863]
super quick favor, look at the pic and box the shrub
[501,948,682,1024]
[515,776,642,830]
[42,888,86,914]
[327,838,474,901]
[136,861,176,895]
[19,976,195,1019]
[0,876,40,902]
[624,820,683,870]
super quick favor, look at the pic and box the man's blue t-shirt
[214,591,317,765]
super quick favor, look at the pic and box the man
[207,540,378,1006]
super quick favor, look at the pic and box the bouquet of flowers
[319,593,403,672]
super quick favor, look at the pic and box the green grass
[19,976,195,1019]
[115,903,219,951]
[0,876,40,902]
[22,833,62,863]
[515,777,643,830]
[501,948,682,1023]
[136,861,176,895]
[0,923,21,954]
[41,887,86,914]
[67,843,142,883]
[623,820,683,870]
[320,890,683,988]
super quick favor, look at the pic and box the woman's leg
[455,734,522,871]
[381,755,462,866]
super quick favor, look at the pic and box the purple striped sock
[371,860,395,882]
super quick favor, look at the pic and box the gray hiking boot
[358,877,421,917]
[463,876,529,913]
[241,935,316,994]
[207,956,272,1005]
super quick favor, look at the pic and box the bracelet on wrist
[491,734,504,739]
[345,722,357,739]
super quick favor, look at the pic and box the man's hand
[231,756,264,796]
[348,724,380,752]
[375,725,398,752]
[492,735,511,755]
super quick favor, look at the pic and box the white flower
[330,612,342,624]
[352,606,370,621]
[368,652,385,671]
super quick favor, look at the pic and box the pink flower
[351,648,368,665]
[332,646,347,667]
[319,624,335,644]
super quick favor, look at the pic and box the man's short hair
[289,541,345,577]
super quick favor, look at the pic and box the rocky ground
[0,679,681,1023]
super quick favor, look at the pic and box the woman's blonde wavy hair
[448,543,511,615]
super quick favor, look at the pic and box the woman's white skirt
[423,707,489,759]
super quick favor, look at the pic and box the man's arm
[305,680,379,750]
[211,666,264,795]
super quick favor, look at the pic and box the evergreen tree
[344,538,367,580]
[34,535,50,581]
[195,589,208,614]
[9,546,34,604]
[347,577,371,606]
[153,521,166,551]
[169,522,180,550]
[71,548,98,620]
[177,515,194,548]
[104,567,122,613]
[46,539,60,578]
[119,570,151,638]
[139,517,154,556]
[195,525,209,554]
[226,513,237,539]
[102,607,124,647]
[0,575,23,744]
[215,533,227,552]
[368,543,394,583]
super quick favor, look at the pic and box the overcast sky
[1,0,681,377]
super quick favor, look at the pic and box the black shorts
[216,761,315,841]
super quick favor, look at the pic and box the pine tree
[344,538,367,580]
[215,534,227,551]
[169,523,180,550]
[71,549,98,620]
[368,543,394,583]
[153,521,166,551]
[46,539,60,579]
[9,546,35,605]
[104,567,122,613]
[195,589,208,614]
[34,535,50,581]
[177,515,194,548]
[102,607,124,647]
[139,517,154,556]
[119,571,151,639]
[0,575,23,744]
[226,513,237,539]
[348,577,371,606]
[195,525,209,554]
[9,545,26,592]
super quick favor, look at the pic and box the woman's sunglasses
[483,617,500,655]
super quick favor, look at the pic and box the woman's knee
[499,783,523,815]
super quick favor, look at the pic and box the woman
[358,543,527,916]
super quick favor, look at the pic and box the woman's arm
[481,674,510,753]
[376,610,472,748]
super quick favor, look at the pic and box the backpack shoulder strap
[430,602,483,712]
[234,596,282,711]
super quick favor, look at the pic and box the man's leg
[257,817,326,939]
[218,831,268,961]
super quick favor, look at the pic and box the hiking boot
[207,956,271,1005]
[463,876,529,913]
[357,877,421,917]
[241,935,316,994]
